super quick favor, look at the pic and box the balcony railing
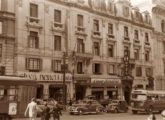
[134,39,140,43]
[145,41,150,45]
[92,31,102,39]
[52,21,64,32]
[124,36,130,41]
[107,34,115,39]
[75,26,87,36]
[26,16,42,29]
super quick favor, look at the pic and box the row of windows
[30,3,150,43]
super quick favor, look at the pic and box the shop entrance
[92,91,103,100]
[49,85,63,102]
[75,85,86,100]
[107,90,117,99]
[36,84,43,99]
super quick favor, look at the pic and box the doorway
[36,85,43,99]
[75,85,86,100]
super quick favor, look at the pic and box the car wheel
[96,108,100,114]
[114,108,118,113]
[146,106,153,114]
[78,109,83,115]
[132,110,137,114]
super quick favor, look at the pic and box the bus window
[8,87,18,101]
[132,94,147,100]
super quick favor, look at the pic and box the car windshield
[132,94,147,100]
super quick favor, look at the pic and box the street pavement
[13,111,163,120]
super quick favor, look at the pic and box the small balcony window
[26,58,42,72]
[52,60,62,72]
[30,3,38,23]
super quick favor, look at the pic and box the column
[85,86,91,97]
[104,87,107,99]
[43,84,49,99]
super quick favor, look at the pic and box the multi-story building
[131,0,165,90]
[0,0,155,103]
[0,0,15,75]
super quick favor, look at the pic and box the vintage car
[69,100,104,115]
[99,99,112,107]
[105,100,128,113]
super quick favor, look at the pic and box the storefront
[18,72,73,103]
[74,75,91,100]
[91,77,121,100]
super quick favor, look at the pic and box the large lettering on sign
[18,72,72,81]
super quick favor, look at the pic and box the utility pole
[63,52,66,106]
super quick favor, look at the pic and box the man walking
[24,98,38,120]
[41,102,50,120]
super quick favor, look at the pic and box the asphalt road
[13,112,163,120]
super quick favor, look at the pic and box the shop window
[136,67,142,77]
[77,14,83,27]
[145,50,150,61]
[26,58,42,72]
[54,9,61,23]
[108,44,114,57]
[161,20,165,33]
[93,42,100,56]
[54,35,61,51]
[28,31,39,49]
[93,19,99,32]
[52,60,62,72]
[134,30,139,40]
[93,63,102,75]
[77,38,85,53]
[77,62,83,74]
[134,49,139,60]
[30,3,38,23]
[124,26,129,40]
[108,23,113,35]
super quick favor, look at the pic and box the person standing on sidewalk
[24,98,38,120]
[41,102,50,120]
[52,103,62,120]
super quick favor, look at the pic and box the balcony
[124,36,130,41]
[51,21,64,33]
[26,17,42,29]
[134,39,140,43]
[123,36,131,44]
[75,52,93,59]
[91,31,102,40]
[145,41,150,46]
[75,26,87,36]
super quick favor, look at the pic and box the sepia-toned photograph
[0,0,165,120]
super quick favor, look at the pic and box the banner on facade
[17,72,72,82]
[91,78,121,87]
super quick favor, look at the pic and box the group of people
[24,98,62,120]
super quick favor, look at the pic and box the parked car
[69,99,104,115]
[99,99,112,107]
[105,100,128,113]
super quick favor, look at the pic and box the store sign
[18,72,72,81]
[8,103,17,115]
[91,78,121,86]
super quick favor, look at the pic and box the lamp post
[62,52,66,106]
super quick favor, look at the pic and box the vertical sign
[8,103,17,115]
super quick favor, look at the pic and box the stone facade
[0,0,155,103]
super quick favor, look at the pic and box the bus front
[131,90,148,114]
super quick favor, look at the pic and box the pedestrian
[41,102,50,120]
[161,110,165,120]
[24,97,38,120]
[147,112,156,120]
[52,103,62,120]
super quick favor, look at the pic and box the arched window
[161,20,165,33]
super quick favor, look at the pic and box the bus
[0,76,37,119]
[131,89,165,114]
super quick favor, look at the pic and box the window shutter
[28,35,30,48]
[51,60,54,72]
[107,63,110,74]
[100,63,103,74]
[40,59,42,71]
[36,36,39,48]
[92,63,95,74]
[25,58,29,70]
[83,42,85,53]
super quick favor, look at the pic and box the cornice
[48,0,153,30]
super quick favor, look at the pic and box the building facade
[131,0,165,90]
[0,0,155,103]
